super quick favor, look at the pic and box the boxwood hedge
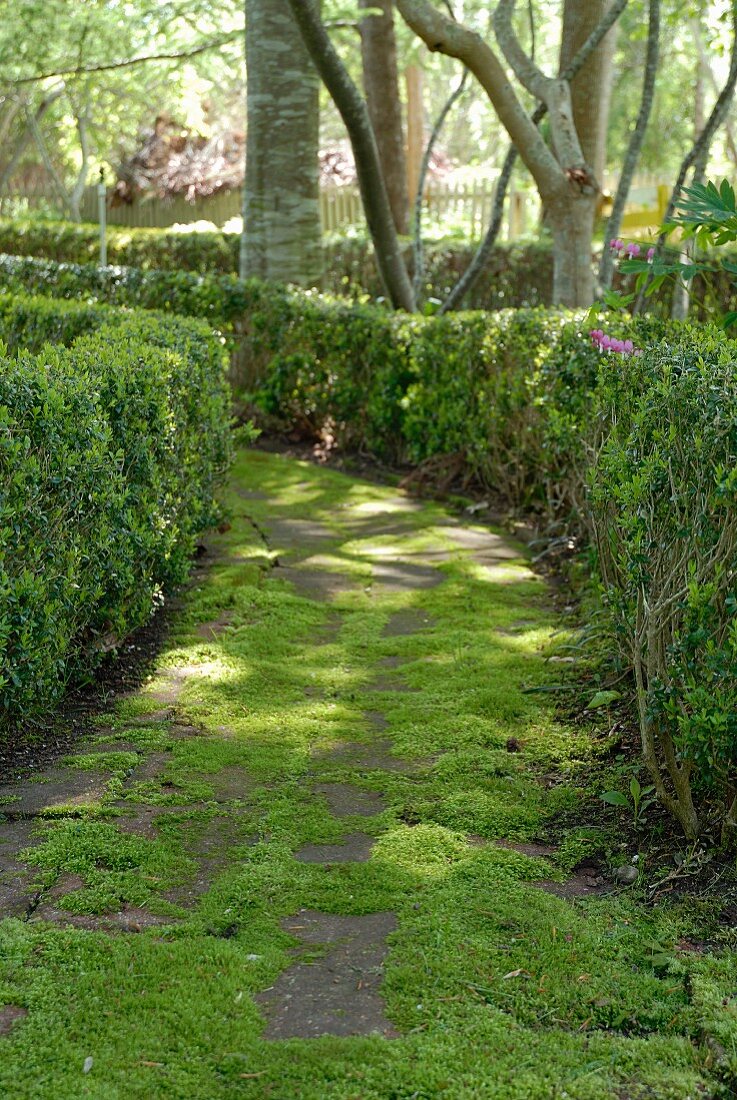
[0,292,232,726]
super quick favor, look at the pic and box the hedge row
[0,218,554,309]
[0,292,233,725]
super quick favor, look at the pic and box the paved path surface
[0,449,722,1100]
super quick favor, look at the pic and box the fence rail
[0,178,674,239]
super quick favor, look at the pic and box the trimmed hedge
[0,292,232,725]
[0,218,554,309]
[0,219,239,274]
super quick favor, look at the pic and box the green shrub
[586,327,737,841]
[0,219,239,273]
[0,217,557,308]
[0,293,232,726]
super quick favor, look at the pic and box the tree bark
[241,0,322,286]
[69,108,91,222]
[396,0,627,307]
[559,0,617,185]
[288,0,415,310]
[442,5,627,311]
[599,0,659,289]
[359,0,409,235]
[0,89,63,194]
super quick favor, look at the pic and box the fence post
[97,168,107,266]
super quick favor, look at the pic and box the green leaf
[587,690,622,709]
[600,790,630,808]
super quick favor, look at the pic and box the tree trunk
[359,0,409,235]
[241,0,322,286]
[69,110,90,223]
[405,64,424,217]
[288,0,415,310]
[549,193,596,307]
[559,0,617,185]
[599,0,659,290]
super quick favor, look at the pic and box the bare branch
[8,32,243,86]
[599,0,659,289]
[413,68,468,301]
[493,0,551,99]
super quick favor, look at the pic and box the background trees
[241,0,321,284]
[1,0,736,313]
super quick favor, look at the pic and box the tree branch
[396,0,563,200]
[287,0,415,310]
[493,0,551,100]
[413,68,468,301]
[599,0,659,289]
[635,0,737,310]
[8,32,243,86]
[439,1,628,311]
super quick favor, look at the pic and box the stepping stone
[444,526,521,561]
[0,819,42,917]
[123,751,174,784]
[265,518,336,559]
[125,708,175,726]
[294,833,375,864]
[370,562,442,593]
[365,676,418,694]
[495,839,558,860]
[112,803,196,837]
[535,859,608,899]
[195,610,235,639]
[30,903,173,932]
[257,910,399,1039]
[278,566,356,602]
[0,768,111,818]
[234,487,268,501]
[382,610,434,638]
[314,783,386,818]
[313,739,415,775]
[0,1006,28,1036]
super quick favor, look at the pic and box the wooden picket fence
[0,177,673,240]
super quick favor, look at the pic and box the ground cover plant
[0,448,735,1099]
[0,291,233,727]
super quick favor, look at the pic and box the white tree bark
[241,0,322,286]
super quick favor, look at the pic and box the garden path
[0,448,729,1099]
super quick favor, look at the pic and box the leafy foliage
[0,292,233,726]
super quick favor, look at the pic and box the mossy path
[0,449,734,1099]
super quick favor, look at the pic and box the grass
[0,447,735,1099]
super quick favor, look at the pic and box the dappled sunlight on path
[0,449,728,1100]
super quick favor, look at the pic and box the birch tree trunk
[241,0,322,286]
[359,0,409,235]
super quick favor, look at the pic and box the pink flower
[589,328,642,357]
[609,238,624,253]
[647,247,655,262]
[625,242,641,257]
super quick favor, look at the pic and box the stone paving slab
[0,769,111,818]
[294,833,375,864]
[257,910,399,1039]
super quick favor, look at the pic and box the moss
[0,448,734,1099]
